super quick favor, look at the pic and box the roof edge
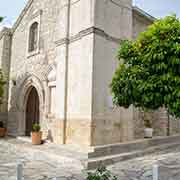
[11,0,34,33]
[133,6,156,22]
[2,3,157,38]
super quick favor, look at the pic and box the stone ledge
[55,27,123,47]
[89,134,180,158]
[87,141,180,169]
[88,134,180,169]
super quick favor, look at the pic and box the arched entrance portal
[25,87,40,136]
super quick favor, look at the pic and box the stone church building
[0,0,179,148]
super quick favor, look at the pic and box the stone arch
[16,74,45,135]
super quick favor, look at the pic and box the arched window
[28,22,38,52]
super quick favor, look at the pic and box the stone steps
[87,141,180,169]
[88,139,148,158]
[87,135,180,169]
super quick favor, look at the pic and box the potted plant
[31,123,42,145]
[144,119,153,138]
[0,121,6,137]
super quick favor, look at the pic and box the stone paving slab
[1,139,180,179]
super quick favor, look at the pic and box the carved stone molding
[55,27,123,47]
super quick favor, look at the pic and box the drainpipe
[63,0,71,144]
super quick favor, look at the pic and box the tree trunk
[167,111,170,136]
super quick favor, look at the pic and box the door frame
[17,75,45,136]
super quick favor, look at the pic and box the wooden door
[25,87,40,136]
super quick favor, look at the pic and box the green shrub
[86,165,117,180]
[32,123,41,132]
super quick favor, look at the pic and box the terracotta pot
[0,128,6,137]
[144,128,153,138]
[31,131,42,145]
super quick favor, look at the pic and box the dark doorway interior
[25,87,40,136]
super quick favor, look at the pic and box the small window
[28,22,38,52]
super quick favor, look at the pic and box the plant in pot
[0,121,6,137]
[31,123,42,145]
[144,119,153,138]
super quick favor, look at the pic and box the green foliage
[86,165,117,180]
[0,17,3,23]
[32,123,41,132]
[111,15,180,118]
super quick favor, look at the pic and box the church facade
[0,0,180,148]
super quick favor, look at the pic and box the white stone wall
[94,0,132,39]
[55,0,95,145]
[69,0,95,36]
[91,0,134,145]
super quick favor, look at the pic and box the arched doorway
[25,87,40,136]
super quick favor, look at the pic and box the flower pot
[144,128,153,138]
[0,127,6,137]
[31,131,42,145]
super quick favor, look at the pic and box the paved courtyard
[1,139,180,180]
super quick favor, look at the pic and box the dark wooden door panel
[25,87,40,136]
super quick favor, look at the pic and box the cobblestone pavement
[1,142,180,180]
[108,146,180,180]
[0,142,85,180]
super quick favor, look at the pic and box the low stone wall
[134,108,180,140]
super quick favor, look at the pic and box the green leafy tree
[111,15,180,135]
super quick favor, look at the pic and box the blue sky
[0,0,180,27]
[134,0,180,18]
